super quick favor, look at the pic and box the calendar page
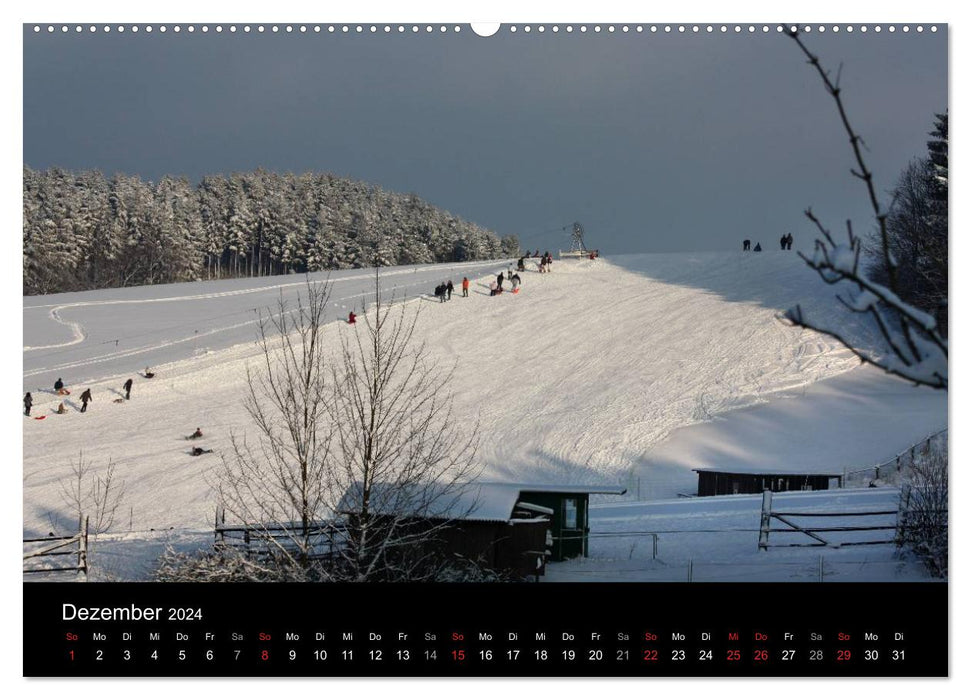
[20,11,949,680]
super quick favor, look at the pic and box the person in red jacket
[461,277,470,297]
[348,311,356,324]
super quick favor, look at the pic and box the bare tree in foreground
[326,269,480,581]
[206,274,479,582]
[57,450,127,536]
[215,280,334,572]
[782,29,947,390]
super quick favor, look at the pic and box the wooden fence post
[758,489,773,551]
[79,516,89,575]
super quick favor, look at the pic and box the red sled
[34,415,47,420]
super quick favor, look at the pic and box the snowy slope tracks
[23,253,945,584]
[24,255,872,532]
[23,260,510,385]
[23,305,87,351]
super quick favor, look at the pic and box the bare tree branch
[782,29,947,390]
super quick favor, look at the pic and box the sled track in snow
[22,261,502,311]
[23,283,459,380]
[23,306,87,352]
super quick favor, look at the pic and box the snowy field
[22,252,946,580]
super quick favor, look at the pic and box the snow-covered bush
[898,443,948,578]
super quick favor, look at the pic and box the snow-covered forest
[22,166,519,295]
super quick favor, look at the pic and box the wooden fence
[843,429,947,485]
[23,516,89,575]
[213,507,346,562]
[757,491,899,550]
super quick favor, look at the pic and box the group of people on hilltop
[742,234,793,252]
[23,368,152,417]
[537,251,553,273]
[432,277,470,302]
[489,270,522,296]
[434,280,454,302]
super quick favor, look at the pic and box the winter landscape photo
[22,23,948,585]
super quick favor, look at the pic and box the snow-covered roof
[337,481,627,523]
[509,483,628,496]
[515,501,555,516]
[693,467,843,476]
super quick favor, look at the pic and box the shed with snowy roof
[336,481,627,577]
[693,468,843,497]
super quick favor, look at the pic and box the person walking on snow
[348,311,356,324]
[446,280,454,300]
[123,378,133,400]
[497,272,504,291]
[786,233,794,250]
[780,234,787,250]
[79,388,92,413]
[23,392,32,416]
[461,277,469,297]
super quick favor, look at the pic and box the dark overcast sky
[23,25,946,254]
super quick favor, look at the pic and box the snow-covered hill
[23,252,946,567]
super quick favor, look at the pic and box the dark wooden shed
[337,481,627,577]
[694,468,842,497]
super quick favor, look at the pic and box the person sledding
[186,427,203,440]
[348,311,357,324]
[55,402,67,415]
[23,392,32,417]
[510,273,521,293]
[123,378,133,400]
[79,388,93,413]
[143,367,155,379]
[190,446,213,457]
[54,378,70,396]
